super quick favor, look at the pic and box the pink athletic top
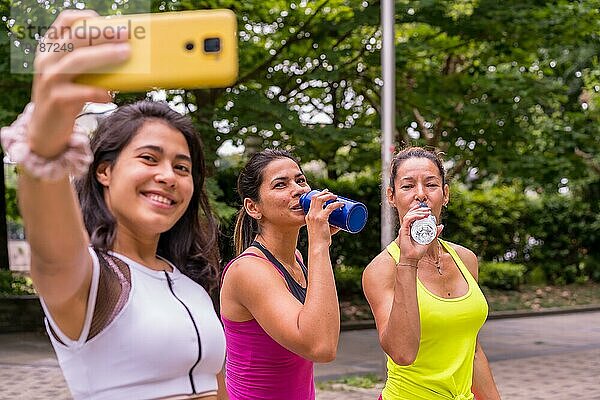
[221,252,315,400]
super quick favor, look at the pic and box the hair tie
[0,103,93,181]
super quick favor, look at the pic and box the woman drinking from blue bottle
[220,149,343,399]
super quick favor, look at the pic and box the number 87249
[38,41,74,53]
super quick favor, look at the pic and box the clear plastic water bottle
[410,202,437,245]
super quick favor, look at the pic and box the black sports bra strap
[296,253,308,281]
[251,241,307,304]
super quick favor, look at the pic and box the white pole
[381,0,395,249]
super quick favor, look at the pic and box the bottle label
[410,216,437,245]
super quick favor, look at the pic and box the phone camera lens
[185,42,195,51]
[203,38,221,53]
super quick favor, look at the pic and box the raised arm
[294,190,342,361]
[363,203,443,365]
[12,10,130,339]
[363,250,420,365]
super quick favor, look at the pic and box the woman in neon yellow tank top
[363,147,501,400]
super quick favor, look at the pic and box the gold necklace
[435,242,442,275]
[419,241,443,275]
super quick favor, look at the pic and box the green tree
[2,0,599,279]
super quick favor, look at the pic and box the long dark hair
[75,101,219,293]
[389,146,446,193]
[234,149,300,255]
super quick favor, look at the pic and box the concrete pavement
[315,310,600,399]
[1,311,599,399]
[0,331,70,399]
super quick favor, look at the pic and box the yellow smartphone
[73,9,238,91]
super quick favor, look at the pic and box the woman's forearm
[380,265,420,365]
[296,241,340,362]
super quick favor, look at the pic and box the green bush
[445,184,599,285]
[526,194,597,284]
[333,265,364,300]
[479,261,526,290]
[0,271,36,296]
[443,184,532,263]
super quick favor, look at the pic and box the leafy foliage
[526,194,600,284]
[333,264,364,299]
[443,183,532,262]
[1,1,599,286]
[0,270,35,296]
[479,261,526,290]
[444,184,599,284]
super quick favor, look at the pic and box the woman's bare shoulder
[223,250,283,286]
[363,248,396,285]
[444,240,479,278]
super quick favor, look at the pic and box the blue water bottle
[299,190,368,233]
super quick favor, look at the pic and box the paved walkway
[1,311,599,399]
[315,310,600,399]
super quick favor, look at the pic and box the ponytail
[233,208,258,256]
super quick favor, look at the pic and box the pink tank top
[221,253,315,400]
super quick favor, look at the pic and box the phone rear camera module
[203,38,221,53]
[185,42,195,51]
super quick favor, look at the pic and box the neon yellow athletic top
[382,239,488,400]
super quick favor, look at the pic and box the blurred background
[1,0,599,315]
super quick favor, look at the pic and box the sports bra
[41,247,226,400]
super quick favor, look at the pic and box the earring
[256,215,262,220]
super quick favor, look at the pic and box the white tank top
[41,248,226,400]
